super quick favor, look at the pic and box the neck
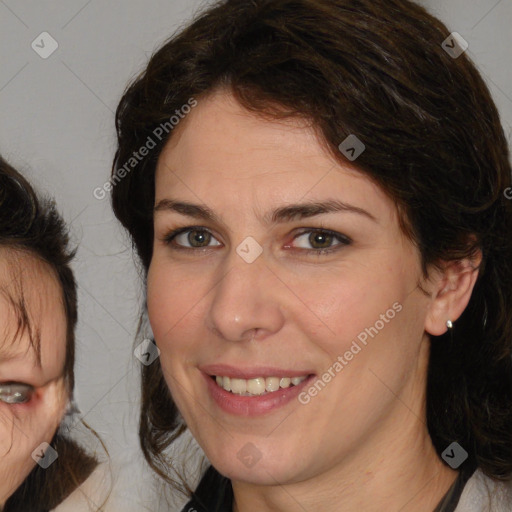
[232,423,457,512]
[231,345,458,512]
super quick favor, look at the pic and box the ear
[424,250,482,336]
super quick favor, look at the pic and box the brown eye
[164,227,222,250]
[0,383,34,404]
[308,231,334,249]
[185,229,212,248]
[291,229,351,254]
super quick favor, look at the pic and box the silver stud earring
[446,319,453,329]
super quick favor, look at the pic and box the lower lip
[202,372,315,417]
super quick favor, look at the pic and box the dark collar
[180,465,233,512]
[433,464,477,512]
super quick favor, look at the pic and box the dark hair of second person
[0,155,99,512]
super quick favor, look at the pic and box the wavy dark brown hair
[110,0,512,495]
[0,155,100,512]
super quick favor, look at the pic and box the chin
[208,445,307,486]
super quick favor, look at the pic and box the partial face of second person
[0,251,67,505]
[147,88,457,487]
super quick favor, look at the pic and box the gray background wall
[1,1,510,511]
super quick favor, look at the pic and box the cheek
[147,259,209,348]
[290,263,408,355]
[39,380,68,432]
[0,380,67,455]
[0,435,35,505]
[147,263,193,403]
[0,389,66,500]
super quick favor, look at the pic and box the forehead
[158,89,332,180]
[155,89,396,224]
[0,250,67,376]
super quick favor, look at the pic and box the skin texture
[147,88,481,512]
[0,251,67,507]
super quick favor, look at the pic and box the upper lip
[200,364,314,380]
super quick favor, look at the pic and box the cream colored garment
[454,469,512,512]
[52,462,119,512]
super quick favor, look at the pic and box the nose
[206,247,286,343]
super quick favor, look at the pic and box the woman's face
[147,89,438,485]
[0,252,68,504]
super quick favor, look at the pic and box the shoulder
[455,468,512,512]
[51,462,118,512]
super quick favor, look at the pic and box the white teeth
[280,377,291,388]
[230,378,247,394]
[213,374,309,395]
[222,376,231,392]
[265,377,280,392]
[247,378,266,395]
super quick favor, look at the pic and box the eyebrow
[154,198,377,225]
